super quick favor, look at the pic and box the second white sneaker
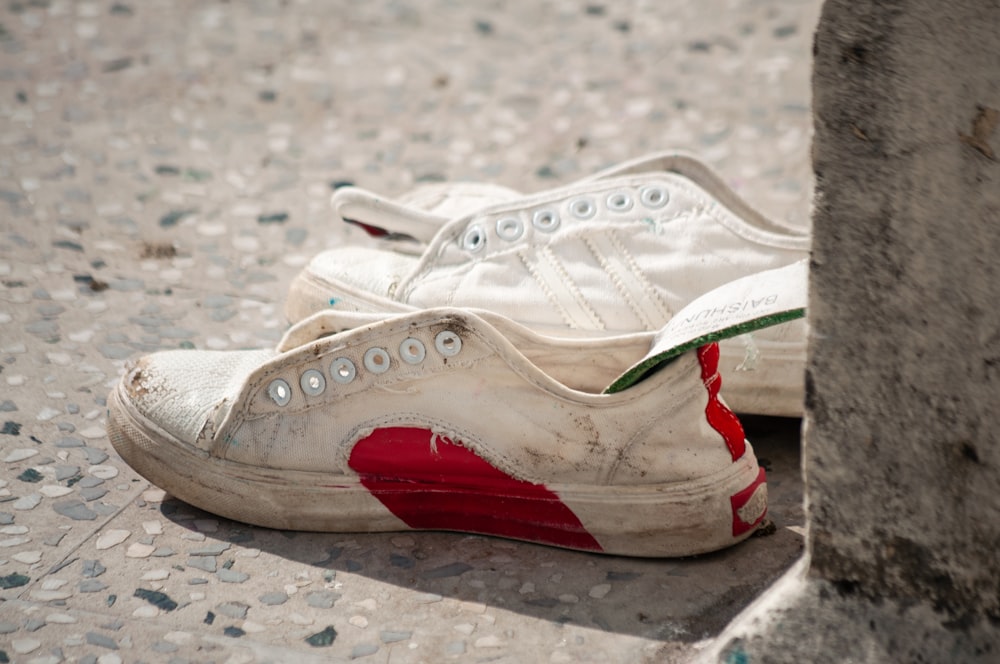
[288,152,811,416]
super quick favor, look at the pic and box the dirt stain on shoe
[126,361,152,398]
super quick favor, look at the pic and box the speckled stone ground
[1,1,818,662]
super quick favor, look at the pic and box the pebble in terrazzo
[0,0,817,661]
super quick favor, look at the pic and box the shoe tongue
[395,182,524,217]
[605,260,809,393]
[276,309,392,352]
[335,182,523,244]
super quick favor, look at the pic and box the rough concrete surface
[702,0,1000,662]
[0,1,818,662]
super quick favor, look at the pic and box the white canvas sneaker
[288,152,810,417]
[107,263,806,557]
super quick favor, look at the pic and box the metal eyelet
[300,369,326,396]
[399,337,426,364]
[606,191,633,212]
[434,330,462,357]
[267,379,292,406]
[461,225,486,252]
[495,217,524,242]
[532,209,560,233]
[330,357,356,384]
[640,186,669,209]
[363,347,391,374]
[569,197,596,219]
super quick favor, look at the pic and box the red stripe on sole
[730,466,768,536]
[697,343,766,536]
[697,343,747,461]
[348,427,603,552]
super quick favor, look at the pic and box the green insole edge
[604,308,806,394]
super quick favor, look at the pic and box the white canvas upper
[120,309,723,481]
[288,152,811,416]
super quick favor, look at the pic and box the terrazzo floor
[1,1,819,661]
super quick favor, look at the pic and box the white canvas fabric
[288,152,810,416]
[108,306,773,558]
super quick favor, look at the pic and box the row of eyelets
[267,331,464,405]
[461,187,669,252]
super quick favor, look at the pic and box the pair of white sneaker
[108,152,810,557]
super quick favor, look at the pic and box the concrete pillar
[702,1,1000,661]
